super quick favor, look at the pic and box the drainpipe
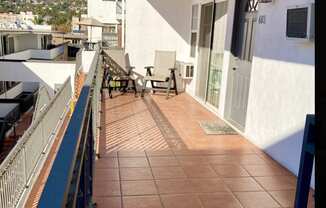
[0,32,2,57]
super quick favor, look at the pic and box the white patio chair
[141,50,178,99]
[103,49,137,98]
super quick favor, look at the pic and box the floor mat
[199,120,238,135]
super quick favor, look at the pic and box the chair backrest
[125,53,132,69]
[104,48,129,74]
[153,50,176,78]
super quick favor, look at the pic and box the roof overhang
[77,18,106,27]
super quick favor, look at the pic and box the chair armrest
[126,66,135,76]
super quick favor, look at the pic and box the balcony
[0,44,66,61]
[8,47,310,208]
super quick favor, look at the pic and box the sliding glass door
[196,0,228,109]
[195,2,214,101]
[206,1,228,108]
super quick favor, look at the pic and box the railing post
[23,147,28,188]
[294,114,315,208]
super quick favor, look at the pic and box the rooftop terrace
[91,90,315,208]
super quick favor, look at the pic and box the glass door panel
[195,2,214,101]
[206,1,228,108]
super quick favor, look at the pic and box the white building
[122,0,314,187]
[87,0,123,47]
[0,12,52,31]
[0,30,54,56]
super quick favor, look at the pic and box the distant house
[0,30,53,56]
[87,0,123,47]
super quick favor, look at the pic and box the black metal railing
[38,48,102,208]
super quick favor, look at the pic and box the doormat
[199,120,238,135]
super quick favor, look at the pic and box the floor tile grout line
[213,164,285,207]
[105,92,124,208]
[144,151,167,208]
[116,145,124,207]
[250,174,285,207]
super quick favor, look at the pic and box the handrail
[0,77,72,208]
[32,86,51,122]
[39,47,102,208]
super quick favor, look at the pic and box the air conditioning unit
[286,3,315,41]
[177,62,194,79]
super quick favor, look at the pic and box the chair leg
[172,71,178,95]
[109,85,112,99]
[121,81,127,95]
[132,79,137,97]
[141,80,147,97]
[151,81,155,94]
[166,79,172,99]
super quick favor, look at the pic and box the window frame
[190,3,200,58]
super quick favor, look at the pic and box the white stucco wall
[81,50,97,73]
[1,45,65,60]
[14,34,40,52]
[0,83,23,99]
[1,50,32,60]
[0,82,39,99]
[0,61,76,96]
[125,0,192,77]
[244,0,315,187]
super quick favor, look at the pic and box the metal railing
[32,86,51,123]
[102,33,119,48]
[75,48,83,72]
[39,46,102,208]
[0,77,72,208]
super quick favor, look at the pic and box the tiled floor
[94,91,314,208]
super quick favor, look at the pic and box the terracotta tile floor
[94,91,315,208]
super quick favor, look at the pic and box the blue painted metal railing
[294,114,315,208]
[38,48,102,208]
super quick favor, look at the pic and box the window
[190,4,199,57]
[190,33,197,57]
[103,26,116,33]
[286,4,314,39]
[191,4,199,30]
